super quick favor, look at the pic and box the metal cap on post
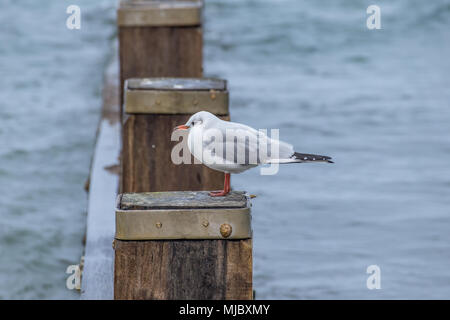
[115,191,252,240]
[124,78,228,116]
[117,0,203,27]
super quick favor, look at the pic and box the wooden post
[121,78,228,193]
[118,0,225,193]
[118,0,203,114]
[114,191,253,300]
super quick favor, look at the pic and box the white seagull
[174,111,333,197]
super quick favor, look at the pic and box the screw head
[155,222,162,228]
[202,220,209,228]
[220,223,232,238]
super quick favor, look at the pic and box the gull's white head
[174,111,218,131]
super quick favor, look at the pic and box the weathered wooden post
[114,191,253,299]
[118,0,226,193]
[117,0,203,113]
[121,78,228,192]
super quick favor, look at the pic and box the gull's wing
[202,120,295,165]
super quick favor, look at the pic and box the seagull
[174,111,333,197]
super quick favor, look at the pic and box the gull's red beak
[174,125,190,131]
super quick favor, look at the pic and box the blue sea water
[0,0,116,299]
[0,0,449,299]
[204,0,450,299]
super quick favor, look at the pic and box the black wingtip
[293,152,334,163]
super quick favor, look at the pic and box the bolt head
[202,220,209,228]
[220,223,232,238]
[155,222,162,228]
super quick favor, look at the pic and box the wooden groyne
[81,49,120,299]
[81,0,253,300]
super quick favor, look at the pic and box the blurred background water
[0,0,116,298]
[1,0,449,299]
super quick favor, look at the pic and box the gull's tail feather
[292,152,334,163]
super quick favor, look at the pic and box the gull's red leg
[209,173,231,197]
[225,173,230,193]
